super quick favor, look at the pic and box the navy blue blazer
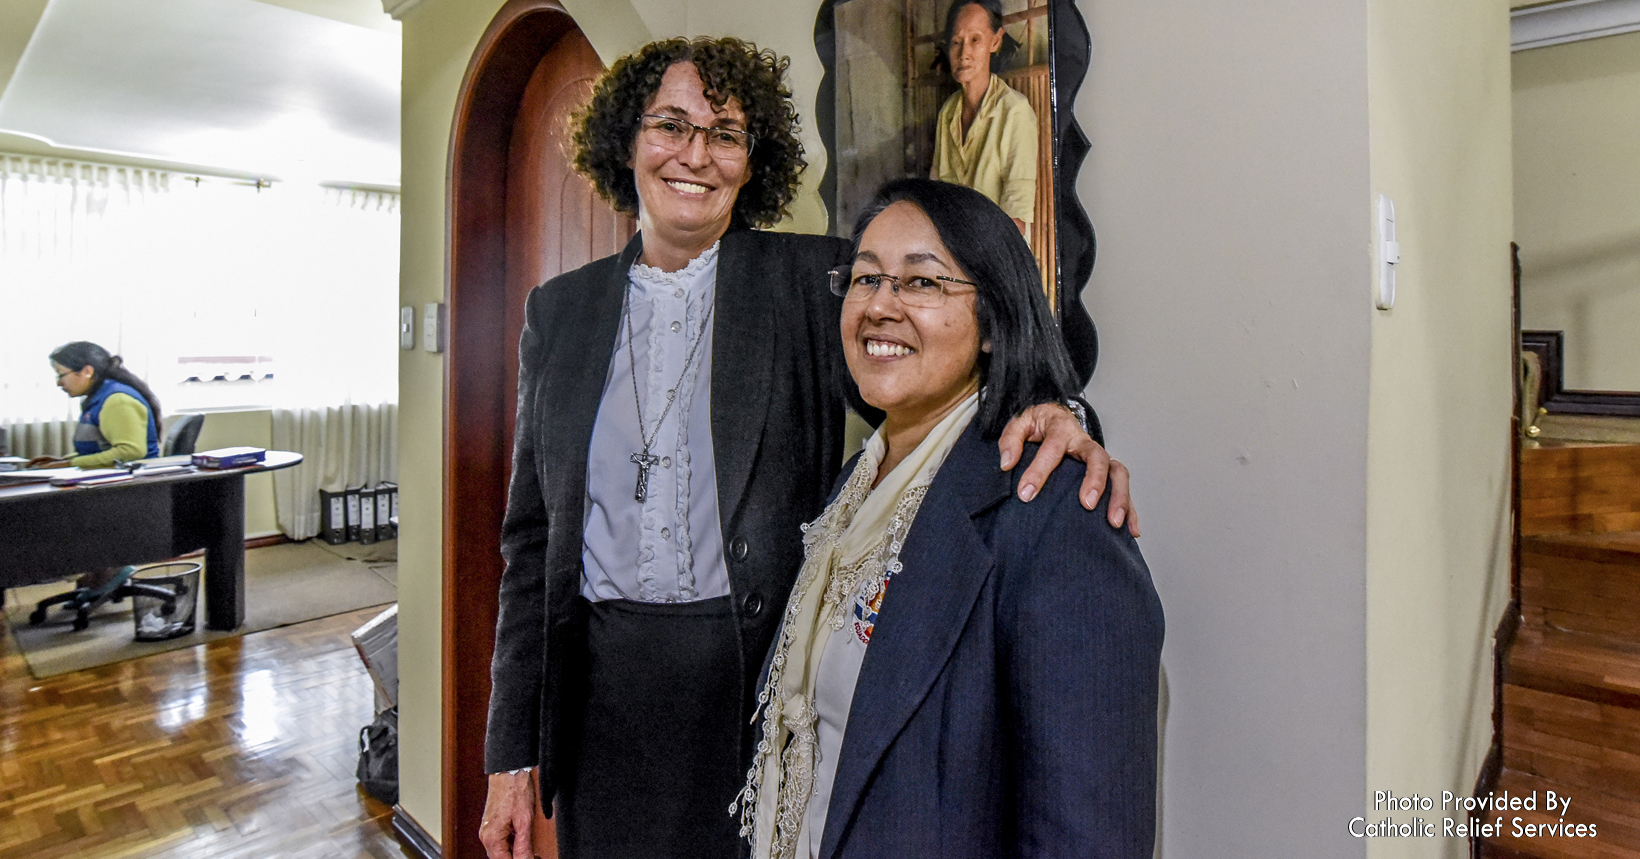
[809,422,1163,859]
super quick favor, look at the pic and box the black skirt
[556,595,746,859]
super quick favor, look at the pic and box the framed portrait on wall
[816,0,1099,382]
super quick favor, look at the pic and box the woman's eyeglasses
[638,114,755,159]
[828,268,977,308]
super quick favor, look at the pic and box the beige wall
[0,0,47,98]
[1514,29,1640,391]
[1365,0,1515,856]
[396,0,1516,851]
[395,0,507,840]
[183,408,281,539]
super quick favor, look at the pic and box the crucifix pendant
[630,451,661,502]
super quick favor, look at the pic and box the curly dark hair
[571,37,806,229]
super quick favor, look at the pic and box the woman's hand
[479,769,537,859]
[998,403,1139,536]
[25,456,71,469]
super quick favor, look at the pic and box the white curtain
[0,155,169,424]
[0,154,399,423]
[271,404,399,540]
[0,417,76,459]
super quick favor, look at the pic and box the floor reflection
[0,605,412,858]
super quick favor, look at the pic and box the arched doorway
[442,3,633,856]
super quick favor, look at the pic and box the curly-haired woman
[477,36,1132,859]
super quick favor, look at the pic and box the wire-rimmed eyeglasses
[638,114,755,159]
[828,267,978,308]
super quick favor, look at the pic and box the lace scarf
[733,393,979,859]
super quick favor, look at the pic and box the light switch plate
[400,306,415,350]
[1377,195,1398,311]
[423,302,446,352]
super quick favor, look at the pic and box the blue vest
[76,380,161,459]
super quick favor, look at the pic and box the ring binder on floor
[374,483,394,542]
[320,489,348,545]
[359,485,378,545]
[345,486,362,543]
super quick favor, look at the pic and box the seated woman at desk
[28,341,162,469]
[736,179,1163,858]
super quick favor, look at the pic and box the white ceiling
[0,0,401,188]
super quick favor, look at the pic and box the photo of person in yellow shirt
[930,0,1037,236]
[830,0,1060,303]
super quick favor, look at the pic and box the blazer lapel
[534,233,641,501]
[818,427,1012,859]
[710,229,777,521]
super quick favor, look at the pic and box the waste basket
[130,561,201,641]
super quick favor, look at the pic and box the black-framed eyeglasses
[638,114,755,159]
[828,267,977,308]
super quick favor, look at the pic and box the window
[0,155,399,422]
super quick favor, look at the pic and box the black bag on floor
[357,706,399,805]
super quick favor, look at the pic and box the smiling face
[843,201,983,433]
[629,62,753,266]
[947,3,1003,90]
[53,361,95,397]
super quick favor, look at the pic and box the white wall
[1079,1,1371,853]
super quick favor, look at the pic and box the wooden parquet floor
[0,605,418,859]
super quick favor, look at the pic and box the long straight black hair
[849,178,1077,438]
[49,341,163,425]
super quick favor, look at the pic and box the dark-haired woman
[931,0,1037,235]
[737,179,1161,859]
[478,37,1131,859]
[30,341,162,468]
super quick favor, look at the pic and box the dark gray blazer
[484,229,858,792]
[812,424,1163,859]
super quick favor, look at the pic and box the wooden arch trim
[441,2,578,856]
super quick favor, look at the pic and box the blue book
[191,447,267,469]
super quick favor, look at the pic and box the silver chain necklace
[623,284,714,502]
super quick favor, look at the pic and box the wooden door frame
[1471,243,1526,841]
[441,2,581,856]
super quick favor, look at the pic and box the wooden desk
[0,452,303,631]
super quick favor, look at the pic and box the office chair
[28,565,185,631]
[28,413,207,631]
[162,413,205,456]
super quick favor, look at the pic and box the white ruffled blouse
[580,242,729,603]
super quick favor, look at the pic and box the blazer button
[743,593,764,617]
[730,536,749,561]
